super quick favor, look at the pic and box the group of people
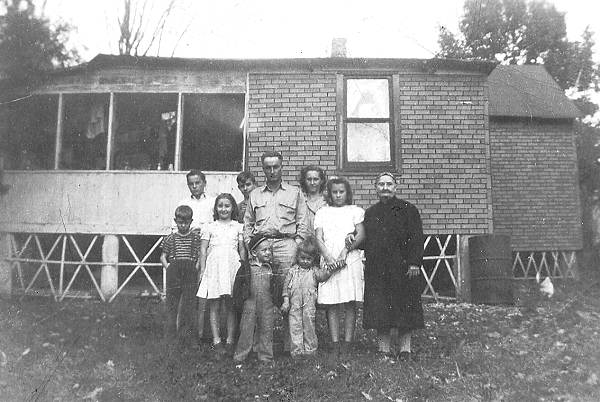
[160,150,425,363]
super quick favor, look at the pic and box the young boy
[233,235,275,363]
[236,171,256,224]
[160,205,202,345]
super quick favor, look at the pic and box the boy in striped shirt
[160,205,202,345]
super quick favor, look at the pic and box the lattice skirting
[420,234,459,302]
[3,233,576,303]
[512,250,577,279]
[5,233,163,302]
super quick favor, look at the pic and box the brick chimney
[331,38,347,58]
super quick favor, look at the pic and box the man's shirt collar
[191,193,207,200]
[261,181,287,192]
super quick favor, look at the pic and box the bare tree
[117,0,189,57]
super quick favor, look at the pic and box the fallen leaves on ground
[0,279,599,401]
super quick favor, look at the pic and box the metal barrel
[468,235,513,304]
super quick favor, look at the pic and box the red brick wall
[246,72,492,235]
[489,118,582,250]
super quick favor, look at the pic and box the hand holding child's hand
[324,254,337,266]
[345,233,355,249]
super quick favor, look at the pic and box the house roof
[487,64,581,119]
[52,53,497,75]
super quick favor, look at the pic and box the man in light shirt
[243,150,309,354]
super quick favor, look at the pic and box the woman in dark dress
[359,172,425,358]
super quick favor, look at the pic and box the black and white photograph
[1,0,599,400]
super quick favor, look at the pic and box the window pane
[113,93,178,170]
[347,122,390,162]
[2,95,57,170]
[182,94,245,171]
[347,79,389,118]
[62,94,110,170]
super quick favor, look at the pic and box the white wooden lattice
[108,235,163,303]
[6,233,164,302]
[420,234,459,302]
[8,234,104,301]
[512,250,576,279]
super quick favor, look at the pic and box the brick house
[487,65,582,278]
[0,55,581,301]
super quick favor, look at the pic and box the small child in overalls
[280,237,330,358]
[234,235,276,363]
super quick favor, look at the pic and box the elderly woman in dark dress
[349,172,424,358]
[299,165,328,233]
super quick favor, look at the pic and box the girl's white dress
[197,220,243,299]
[314,205,365,304]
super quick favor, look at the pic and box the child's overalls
[234,261,275,362]
[285,266,318,356]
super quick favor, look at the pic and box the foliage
[0,0,79,95]
[116,0,192,57]
[437,0,597,91]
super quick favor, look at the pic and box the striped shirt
[161,231,202,262]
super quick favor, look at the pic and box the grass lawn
[1,278,600,401]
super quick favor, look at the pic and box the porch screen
[1,95,58,170]
[61,94,110,170]
[113,93,178,170]
[182,94,245,172]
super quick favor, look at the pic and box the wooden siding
[34,68,247,94]
[0,171,241,235]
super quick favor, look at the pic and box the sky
[41,0,600,63]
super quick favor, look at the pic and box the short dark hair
[186,169,206,182]
[175,205,193,221]
[212,193,239,221]
[260,151,283,164]
[325,176,353,206]
[298,165,326,194]
[296,236,320,263]
[236,171,256,185]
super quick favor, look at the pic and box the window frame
[339,74,398,172]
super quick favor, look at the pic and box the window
[113,93,178,170]
[342,77,394,170]
[182,94,245,171]
[61,94,110,170]
[2,90,245,172]
[2,95,58,170]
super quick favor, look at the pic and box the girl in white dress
[197,193,246,353]
[314,177,365,358]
